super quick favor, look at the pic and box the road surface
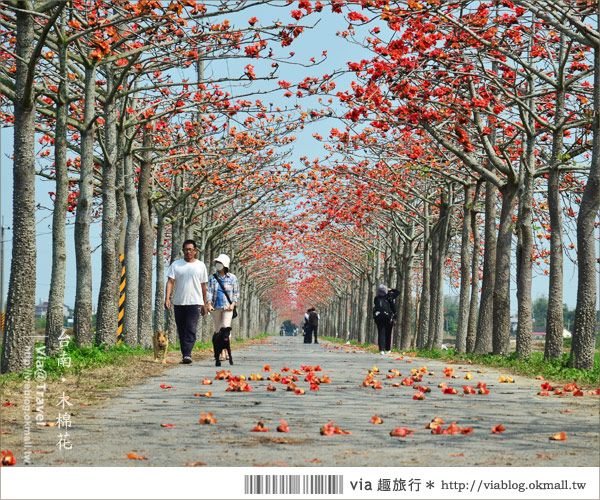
[22,336,600,467]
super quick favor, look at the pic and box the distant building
[35,300,72,319]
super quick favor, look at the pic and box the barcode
[244,475,343,495]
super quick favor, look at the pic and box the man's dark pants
[304,325,318,344]
[173,305,200,357]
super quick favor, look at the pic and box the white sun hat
[214,253,231,268]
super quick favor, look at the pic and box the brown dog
[153,331,169,364]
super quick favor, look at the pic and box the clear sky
[0,5,587,315]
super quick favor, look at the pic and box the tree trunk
[243,281,251,339]
[516,160,534,358]
[359,275,370,345]
[45,15,68,356]
[427,219,441,350]
[474,181,497,354]
[400,239,414,349]
[417,205,431,349]
[545,53,566,360]
[123,146,140,346]
[153,212,166,332]
[456,184,473,353]
[492,181,519,355]
[73,64,97,347]
[115,132,126,262]
[428,192,450,349]
[343,291,350,341]
[96,69,120,347]
[466,198,481,353]
[165,217,182,343]
[571,37,600,370]
[137,127,154,348]
[1,8,36,373]
[393,240,404,349]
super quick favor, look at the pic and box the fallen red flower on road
[390,427,413,437]
[199,412,217,425]
[549,432,567,441]
[251,421,269,432]
[1,450,16,466]
[320,421,351,436]
[276,420,290,433]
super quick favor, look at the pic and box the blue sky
[0,5,585,314]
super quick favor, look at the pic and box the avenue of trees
[0,0,598,373]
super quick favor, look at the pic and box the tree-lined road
[26,337,599,467]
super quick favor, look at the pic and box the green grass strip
[0,332,272,383]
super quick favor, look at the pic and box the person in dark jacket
[304,307,319,344]
[303,309,312,343]
[373,284,398,355]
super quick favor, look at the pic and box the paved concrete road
[27,336,599,466]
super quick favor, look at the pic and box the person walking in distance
[303,309,311,343]
[306,307,319,344]
[207,254,239,366]
[164,240,209,364]
[372,284,398,355]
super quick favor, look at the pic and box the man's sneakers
[182,356,192,364]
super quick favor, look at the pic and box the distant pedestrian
[304,307,319,344]
[303,309,311,343]
[164,240,209,364]
[372,284,398,355]
[207,254,239,367]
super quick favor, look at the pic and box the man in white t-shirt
[164,240,209,364]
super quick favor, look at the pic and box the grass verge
[322,336,599,386]
[0,332,271,384]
